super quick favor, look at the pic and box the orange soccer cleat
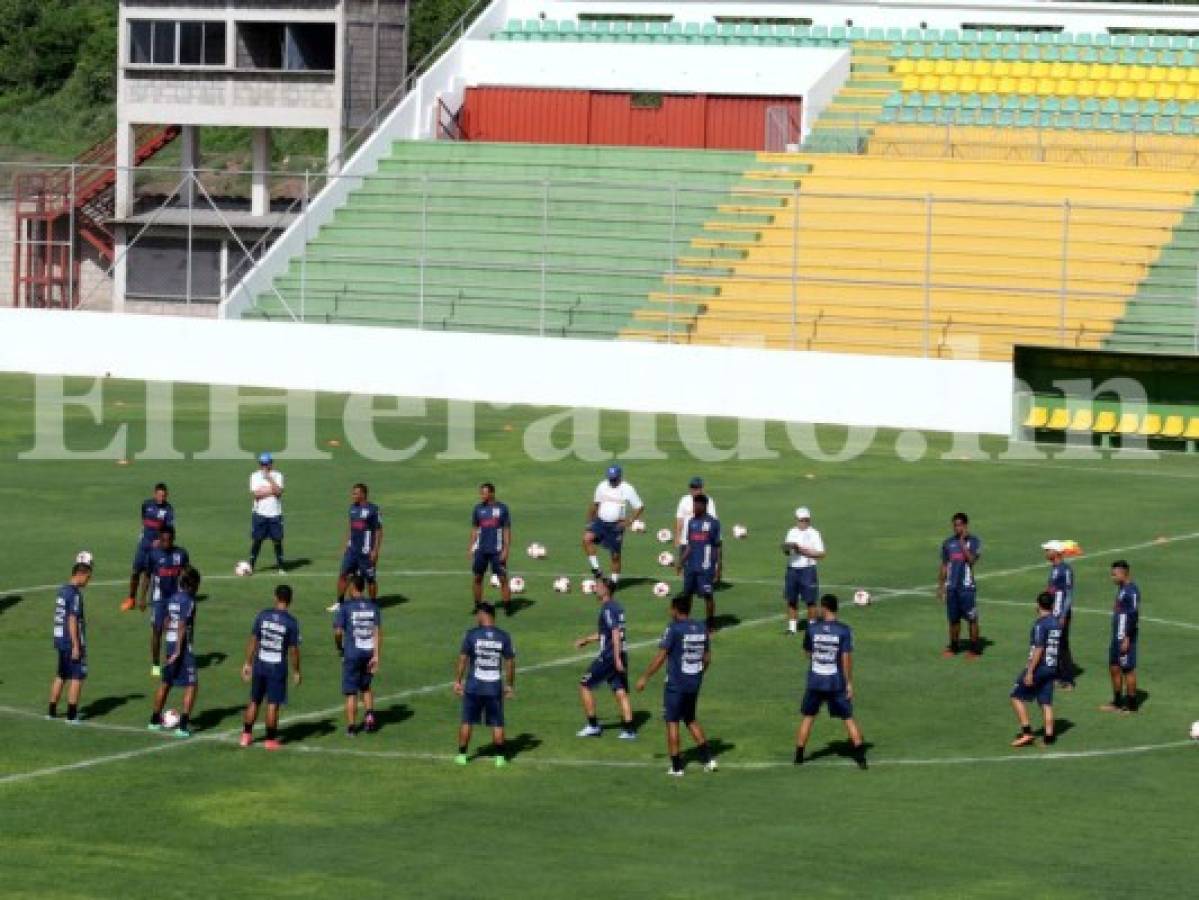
[120,597,137,612]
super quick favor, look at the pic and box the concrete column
[112,225,128,313]
[327,126,344,175]
[114,121,136,219]
[180,125,200,207]
[251,127,271,217]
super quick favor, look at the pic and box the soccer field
[0,374,1195,898]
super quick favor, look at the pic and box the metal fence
[5,158,1199,360]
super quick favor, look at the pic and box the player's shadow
[278,557,312,573]
[681,737,735,765]
[0,595,25,616]
[972,637,997,654]
[279,717,337,743]
[194,593,211,604]
[190,704,244,731]
[1042,719,1075,739]
[504,598,536,617]
[804,740,876,764]
[375,594,410,609]
[474,732,541,760]
[615,576,652,591]
[372,703,413,730]
[195,651,228,669]
[713,580,732,592]
[711,613,741,630]
[81,692,144,720]
[613,710,652,733]
[1132,689,1150,709]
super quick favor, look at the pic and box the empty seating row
[900,74,1199,100]
[897,60,1199,80]
[496,20,853,44]
[879,107,1199,135]
[889,93,1199,116]
[894,44,1199,64]
[1025,403,1199,439]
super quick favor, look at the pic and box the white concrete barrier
[0,309,1013,434]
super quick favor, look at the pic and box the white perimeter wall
[0,310,1014,435]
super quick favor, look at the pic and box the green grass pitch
[0,373,1196,898]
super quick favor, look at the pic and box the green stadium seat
[943,29,960,44]
[1183,101,1199,117]
[648,22,666,37]
[1096,113,1114,131]
[930,44,946,60]
[1081,47,1099,63]
[523,19,540,33]
[1081,97,1100,114]
[924,93,942,109]
[1177,118,1195,135]
[885,28,903,42]
[884,93,903,108]
[1062,46,1079,63]
[961,29,979,44]
[978,110,996,126]
[829,26,847,42]
[944,93,962,110]
[879,107,898,123]
[1131,35,1150,50]
[1100,97,1120,114]
[1114,115,1133,133]
[903,92,922,108]
[867,27,885,41]
[982,94,1000,111]
[1062,97,1080,113]
[1001,95,1020,111]
[891,45,907,59]
[848,26,866,40]
[917,109,935,124]
[1121,99,1141,116]
[1151,35,1170,50]
[965,45,982,61]
[1142,99,1161,117]
[898,107,918,123]
[908,44,925,59]
[1021,96,1040,113]
[903,28,921,42]
[963,93,982,110]
[1163,100,1180,116]
[1078,112,1095,129]
[1043,97,1061,113]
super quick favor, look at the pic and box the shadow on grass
[0,595,23,616]
[711,613,741,631]
[503,598,536,617]
[375,593,410,609]
[81,692,144,719]
[372,702,413,730]
[279,717,337,742]
[681,736,736,766]
[191,704,245,732]
[278,558,313,573]
[475,731,541,760]
[803,740,876,764]
[195,651,228,669]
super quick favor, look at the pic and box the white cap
[1041,540,1065,552]
[795,506,812,520]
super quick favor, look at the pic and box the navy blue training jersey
[52,583,85,652]
[163,591,196,658]
[139,499,174,546]
[251,608,302,672]
[346,502,383,555]
[684,514,721,574]
[460,625,515,697]
[803,619,853,692]
[597,599,627,663]
[472,502,511,554]
[1048,562,1074,617]
[334,599,381,661]
[1027,614,1062,674]
[941,534,981,590]
[659,618,708,693]
[149,545,190,604]
[1112,582,1141,642]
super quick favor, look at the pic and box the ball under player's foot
[120,597,137,612]
[238,732,252,748]
[1010,731,1035,748]
[454,753,469,766]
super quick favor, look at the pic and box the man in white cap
[583,464,644,585]
[675,476,720,582]
[1043,540,1076,690]
[249,452,285,573]
[781,507,825,635]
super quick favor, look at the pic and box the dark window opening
[238,22,335,71]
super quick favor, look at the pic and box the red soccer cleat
[238,733,252,748]
[263,739,282,751]
[1010,733,1035,748]
[120,598,137,612]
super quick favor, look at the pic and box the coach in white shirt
[676,475,720,581]
[249,452,285,572]
[781,506,825,634]
[583,464,644,585]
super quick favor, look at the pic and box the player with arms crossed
[124,482,173,612]
[938,512,983,658]
[636,594,717,777]
[795,595,867,769]
[1043,540,1076,690]
[781,506,825,635]
[48,561,93,722]
[240,585,302,750]
[333,575,382,736]
[1101,560,1141,714]
[677,494,722,632]
[453,602,516,767]
[469,482,512,613]
[248,452,285,573]
[583,464,644,585]
[1010,592,1062,747]
[575,578,637,740]
[149,566,201,738]
[675,477,720,582]
[147,525,189,678]
[331,483,383,612]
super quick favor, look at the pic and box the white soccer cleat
[704,759,719,773]
[618,730,637,741]
[489,574,501,589]
[630,520,647,533]
[576,724,602,738]
[325,602,340,613]
[667,768,684,778]
[580,579,597,595]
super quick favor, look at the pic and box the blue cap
[258,452,273,465]
[606,464,622,480]
[689,476,704,488]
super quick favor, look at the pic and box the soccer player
[574,578,637,740]
[675,476,719,580]
[1010,592,1063,747]
[123,482,173,611]
[149,566,201,738]
[48,561,93,723]
[677,494,722,632]
[1043,540,1076,690]
[248,452,285,573]
[1101,560,1141,714]
[794,595,867,769]
[937,512,982,657]
[147,524,189,677]
[635,594,717,777]
[582,464,644,584]
[781,506,825,635]
[469,482,512,613]
[453,602,516,767]
[333,575,381,736]
[331,483,383,612]
[240,584,302,750]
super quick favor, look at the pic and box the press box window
[129,20,226,66]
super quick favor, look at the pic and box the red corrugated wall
[460,87,801,151]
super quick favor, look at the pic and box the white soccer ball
[234,561,253,577]
[657,551,675,567]
[581,578,597,595]
[509,576,526,594]
[526,542,547,559]
[161,709,181,729]
[553,576,571,594]
[733,524,748,539]
[652,581,671,598]
[489,574,502,588]
[853,590,872,607]
[656,528,672,543]
[75,551,94,567]
[1190,720,1199,741]
[630,520,647,533]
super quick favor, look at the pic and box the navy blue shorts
[581,656,629,692]
[801,688,853,719]
[340,549,376,584]
[251,514,284,542]
[250,668,288,705]
[150,601,168,631]
[1010,669,1055,705]
[946,588,978,624]
[131,543,154,575]
[1109,638,1137,672]
[471,550,507,578]
[683,570,714,599]
[784,567,819,608]
[587,519,624,554]
[55,648,87,681]
[663,688,699,724]
[162,654,197,688]
[342,656,374,695]
[462,692,504,727]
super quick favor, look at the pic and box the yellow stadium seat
[1188,68,1199,84]
[1046,408,1070,430]
[1078,80,1098,97]
[998,77,1018,94]
[1159,83,1177,100]
[1116,81,1135,99]
[895,59,916,74]
[960,75,979,93]
[1162,415,1185,438]
[915,59,935,75]
[952,60,971,76]
[941,75,959,92]
[1093,411,1118,433]
[933,60,952,76]
[1036,78,1056,96]
[902,74,920,91]
[1068,408,1095,432]
[1114,413,1140,434]
[1185,418,1199,440]
[1127,65,1148,82]
[919,75,939,91]
[1069,63,1088,80]
[1050,62,1069,79]
[979,76,998,93]
[1149,66,1168,83]
[971,60,989,76]
[1139,414,1163,436]
[1179,83,1196,101]
[1054,78,1074,96]
[1018,77,1036,93]
[1168,68,1186,85]
[1089,63,1108,81]
[1025,406,1050,429]
[1096,80,1116,97]
[1012,61,1030,78]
